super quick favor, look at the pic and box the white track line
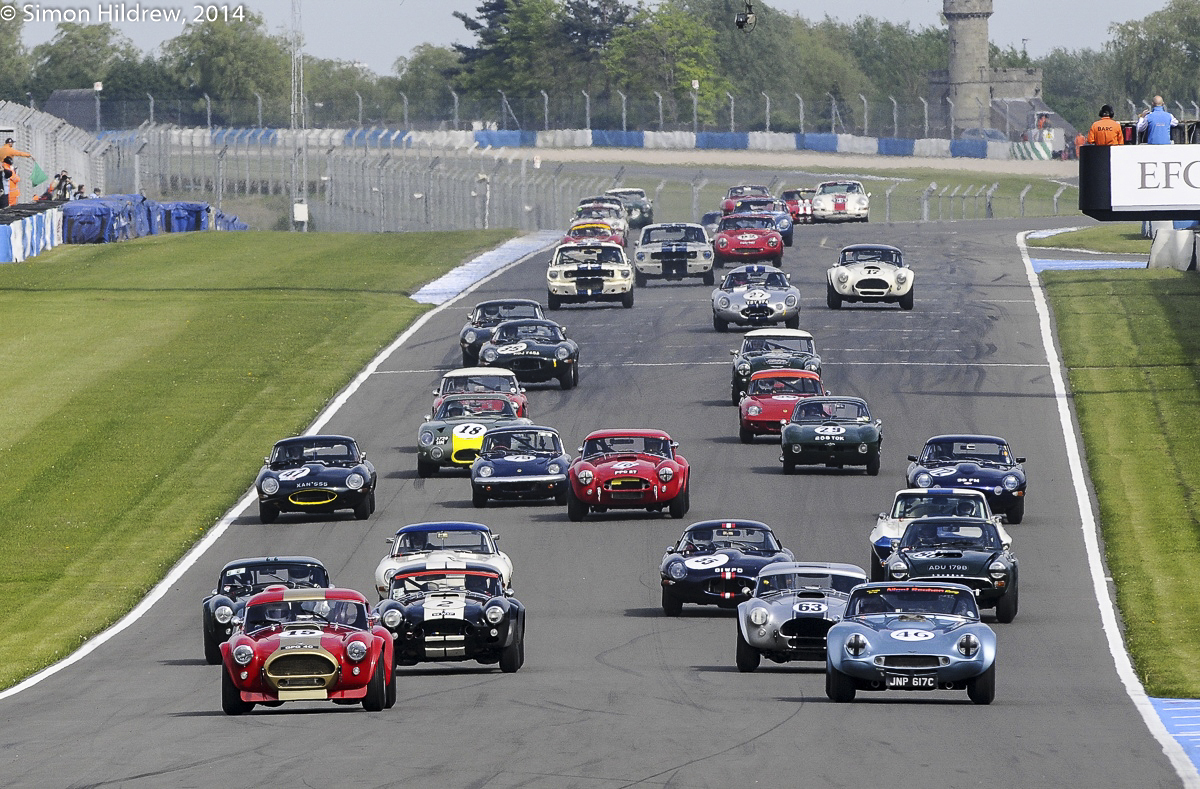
[0,235,555,702]
[1017,231,1200,786]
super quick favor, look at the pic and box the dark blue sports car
[254,435,377,523]
[659,520,794,615]
[471,425,570,507]
[906,434,1027,523]
[478,318,580,390]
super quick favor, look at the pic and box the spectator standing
[1,157,12,208]
[73,184,86,200]
[1087,104,1124,146]
[0,137,31,164]
[53,171,72,200]
[92,187,101,198]
[1137,96,1179,144]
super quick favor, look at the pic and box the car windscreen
[747,375,821,396]
[790,400,870,423]
[720,271,788,289]
[392,528,494,556]
[583,435,670,459]
[554,246,624,265]
[441,374,517,394]
[642,226,704,244]
[244,599,367,630]
[271,439,357,465]
[740,337,815,355]
[493,323,562,343]
[899,521,1002,551]
[819,182,861,194]
[718,216,774,231]
[891,494,985,519]
[483,429,563,454]
[389,570,502,598]
[848,587,978,618]
[839,248,901,265]
[756,571,862,595]
[473,303,541,323]
[435,398,516,420]
[220,562,329,593]
[679,525,780,552]
[922,440,1013,465]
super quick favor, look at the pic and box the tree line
[0,0,1190,133]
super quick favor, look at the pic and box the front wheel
[1006,498,1025,524]
[825,662,857,702]
[547,291,561,311]
[499,623,525,673]
[782,455,796,475]
[702,269,715,286]
[865,452,880,477]
[869,555,886,582]
[461,349,476,367]
[634,269,647,287]
[384,662,397,709]
[995,581,1019,623]
[668,486,689,519]
[826,283,842,310]
[353,492,372,520]
[784,314,800,330]
[736,629,761,672]
[416,456,437,478]
[713,314,728,333]
[472,487,488,508]
[362,656,387,711]
[661,586,683,617]
[258,502,279,524]
[566,487,588,522]
[899,289,914,311]
[621,290,634,309]
[222,668,254,715]
[559,366,575,390]
[967,663,996,705]
[739,424,754,444]
[203,628,222,665]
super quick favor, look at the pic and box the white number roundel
[278,467,310,481]
[815,426,846,435]
[930,467,958,477]
[497,342,528,354]
[793,601,828,614]
[683,554,729,570]
[745,289,769,300]
[890,629,935,641]
[772,394,799,401]
[611,461,638,470]
[453,423,487,438]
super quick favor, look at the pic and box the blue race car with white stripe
[471,425,570,507]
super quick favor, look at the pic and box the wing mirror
[1016,457,1027,463]
[729,349,737,356]
[907,455,918,462]
[504,586,514,596]
[386,536,396,544]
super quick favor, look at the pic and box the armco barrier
[537,129,591,147]
[408,130,477,148]
[802,133,838,153]
[0,204,62,262]
[696,132,748,150]
[592,130,644,148]
[878,138,916,156]
[914,138,952,157]
[475,130,537,148]
[838,134,879,155]
[986,141,1010,160]
[950,139,988,158]
[643,131,695,149]
[747,131,797,151]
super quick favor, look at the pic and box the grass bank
[0,229,515,690]
[1043,269,1200,697]
[1028,223,1151,255]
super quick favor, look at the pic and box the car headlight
[895,271,907,284]
[857,443,869,454]
[856,197,869,208]
[547,270,559,280]
[547,462,562,474]
[464,330,478,344]
[636,252,645,261]
[889,561,908,579]
[784,294,797,307]
[747,405,762,416]
[482,348,499,363]
[668,561,687,580]
[214,605,233,624]
[346,473,365,490]
[345,640,368,662]
[845,633,868,657]
[915,472,933,488]
[381,609,403,628]
[749,607,769,626]
[384,568,397,581]
[779,219,791,229]
[576,469,594,485]
[768,237,779,247]
[630,207,641,218]
[736,362,751,375]
[485,605,506,624]
[478,465,494,478]
[838,271,849,284]
[260,477,280,496]
[419,430,435,447]
[957,633,981,657]
[232,644,255,665]
[657,467,674,482]
[718,296,731,309]
[1002,474,1020,491]
[989,560,1008,580]
[703,250,712,259]
[717,237,728,248]
[555,346,571,361]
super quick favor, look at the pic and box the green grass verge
[1028,223,1152,255]
[1043,269,1200,697]
[0,228,515,690]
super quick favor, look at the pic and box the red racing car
[712,213,783,267]
[563,220,624,246]
[220,586,395,715]
[738,368,825,443]
[566,429,690,521]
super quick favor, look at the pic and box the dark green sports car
[780,396,882,475]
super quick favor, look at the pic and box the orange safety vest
[1087,117,1124,146]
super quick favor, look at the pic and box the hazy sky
[18,0,1148,77]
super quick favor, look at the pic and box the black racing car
[883,517,1019,623]
[659,520,794,615]
[254,435,377,523]
[374,561,526,673]
[200,556,330,663]
[906,434,1028,523]
[478,318,580,389]
[459,298,546,366]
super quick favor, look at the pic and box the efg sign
[1080,144,1200,220]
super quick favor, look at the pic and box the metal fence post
[885,182,899,222]
[795,94,804,134]
[762,92,770,132]
[986,183,998,218]
[1019,184,1032,217]
[921,182,936,222]
[1052,184,1067,215]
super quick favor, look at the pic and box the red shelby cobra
[563,220,624,246]
[738,368,825,443]
[220,587,395,715]
[712,213,783,267]
[566,429,690,521]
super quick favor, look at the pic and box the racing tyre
[559,366,575,390]
[547,291,561,311]
[702,269,715,286]
[731,386,742,406]
[472,487,488,508]
[739,424,754,444]
[353,495,372,520]
[784,314,800,330]
[899,289,914,311]
[865,452,880,477]
[462,349,476,367]
[416,457,438,478]
[258,503,279,524]
[566,488,588,522]
[572,363,580,387]
[782,456,796,475]
[967,663,996,705]
[773,254,784,266]
[499,624,525,673]
[668,486,689,519]
[203,629,222,665]
[384,663,397,709]
[870,556,886,582]
[362,656,387,711]
[995,581,1019,624]
[1006,498,1025,524]
[222,669,254,715]
[825,662,856,703]
[826,284,842,310]
[736,629,761,672]
[553,486,568,505]
[661,587,683,617]
[713,314,728,333]
[635,269,647,287]
[621,290,634,309]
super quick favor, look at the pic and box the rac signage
[1079,143,1200,221]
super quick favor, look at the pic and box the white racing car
[826,243,914,310]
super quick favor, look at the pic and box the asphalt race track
[0,217,1185,789]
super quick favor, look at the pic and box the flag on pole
[30,161,48,188]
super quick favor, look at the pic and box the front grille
[290,490,338,505]
[268,654,337,676]
[508,357,550,373]
[651,250,696,261]
[566,269,615,279]
[742,304,772,319]
[854,278,890,295]
[607,477,649,491]
[663,261,687,276]
[703,577,750,597]
[880,655,941,669]
[574,277,605,291]
[424,620,469,637]
[911,574,990,591]
[453,448,478,463]
[780,618,834,638]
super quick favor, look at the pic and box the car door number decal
[279,468,310,481]
[890,629,935,641]
[453,423,487,438]
[684,554,730,570]
[793,601,828,613]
